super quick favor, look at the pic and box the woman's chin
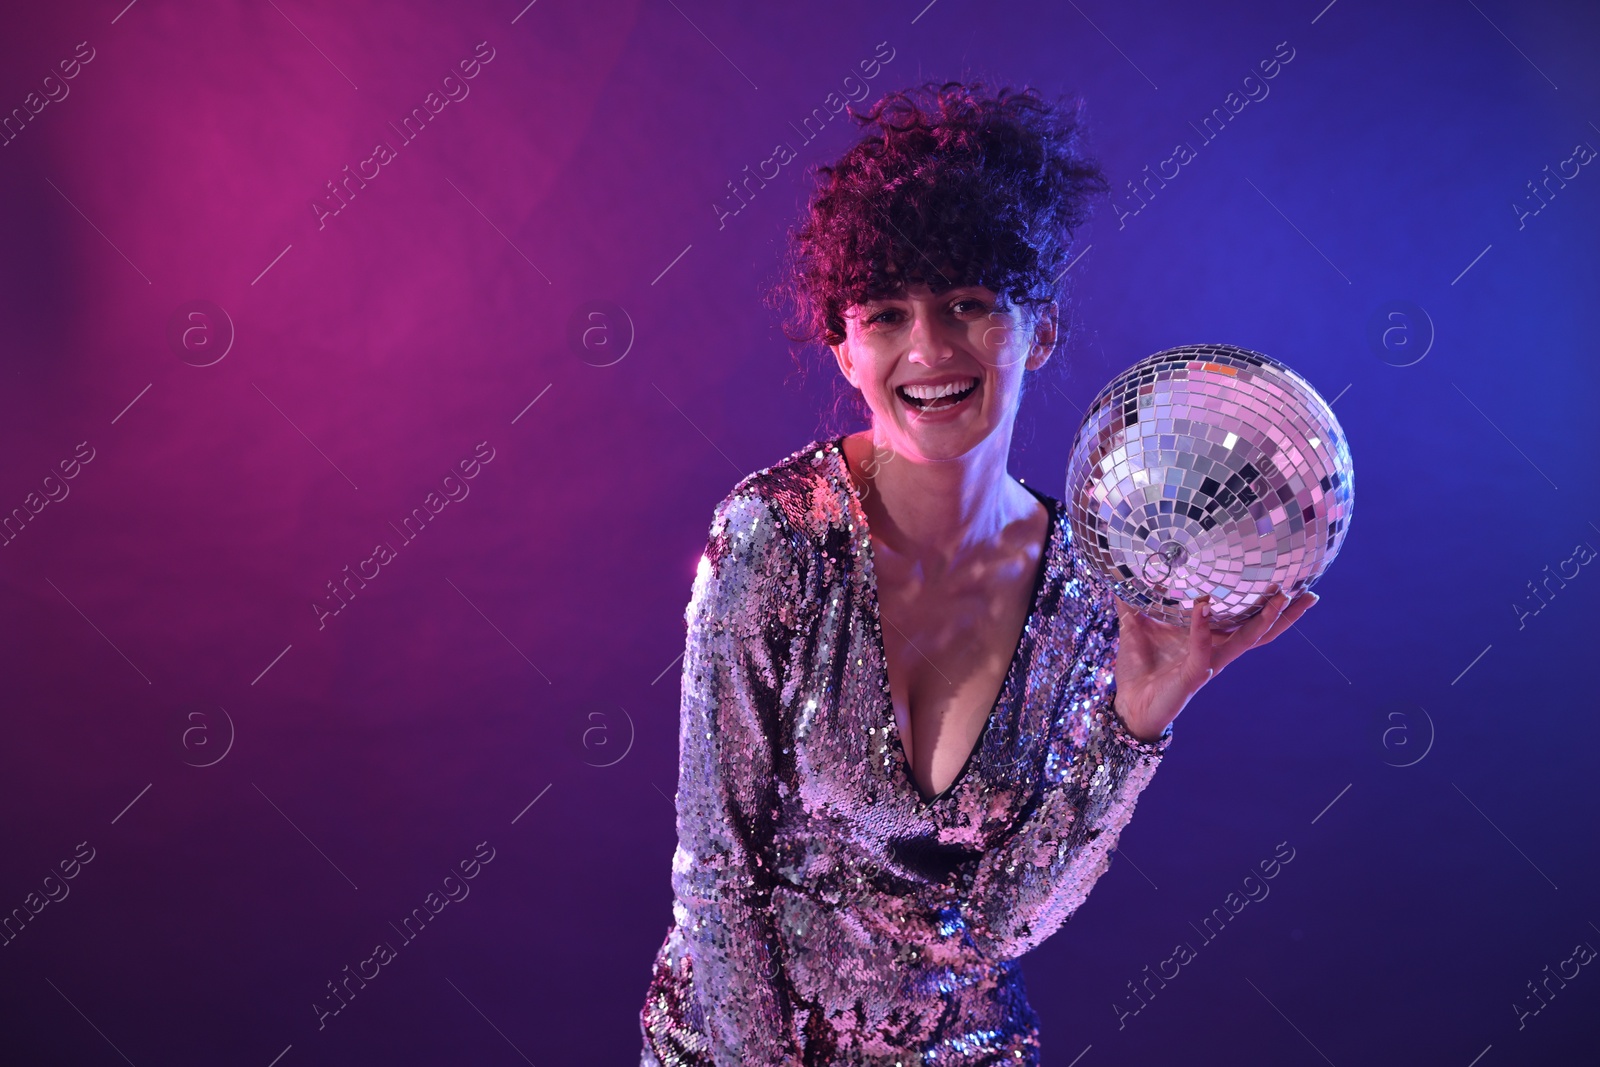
[887,412,997,463]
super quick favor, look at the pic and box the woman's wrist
[1111,694,1170,745]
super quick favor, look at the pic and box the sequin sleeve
[959,558,1173,963]
[670,489,808,1065]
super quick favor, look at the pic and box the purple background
[1,0,1596,1063]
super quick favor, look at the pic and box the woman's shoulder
[694,438,843,633]
[709,435,850,547]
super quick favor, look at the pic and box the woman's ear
[831,341,858,389]
[1026,302,1060,371]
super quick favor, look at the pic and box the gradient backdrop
[1,0,1596,1063]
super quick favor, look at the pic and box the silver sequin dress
[639,435,1174,1066]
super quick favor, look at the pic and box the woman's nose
[905,308,953,365]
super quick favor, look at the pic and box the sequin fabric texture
[1063,344,1354,627]
[639,435,1174,1067]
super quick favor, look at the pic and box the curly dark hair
[769,80,1111,350]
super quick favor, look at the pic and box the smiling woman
[639,80,1312,1067]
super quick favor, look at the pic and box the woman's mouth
[895,376,979,415]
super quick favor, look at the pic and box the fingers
[1253,590,1319,647]
[1212,585,1308,669]
[1113,594,1137,623]
[1238,585,1291,645]
[1189,595,1216,683]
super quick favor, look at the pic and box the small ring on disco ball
[1140,541,1186,585]
[566,300,634,367]
[1365,300,1433,367]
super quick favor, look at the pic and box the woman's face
[830,283,1056,464]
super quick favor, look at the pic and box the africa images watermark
[312,441,497,630]
[1,841,96,949]
[0,441,97,548]
[1113,40,1298,230]
[712,40,896,230]
[1114,840,1298,1029]
[0,39,96,149]
[1511,137,1596,230]
[311,41,498,230]
[313,841,496,1029]
[1511,531,1595,631]
[1512,933,1595,1031]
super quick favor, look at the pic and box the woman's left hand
[1111,585,1320,743]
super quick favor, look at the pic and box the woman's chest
[875,553,1040,802]
[778,575,1072,875]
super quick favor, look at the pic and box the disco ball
[1064,344,1354,628]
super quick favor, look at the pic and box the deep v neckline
[837,436,1058,808]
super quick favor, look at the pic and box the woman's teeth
[897,378,979,412]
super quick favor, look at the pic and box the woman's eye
[866,309,902,326]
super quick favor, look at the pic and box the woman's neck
[844,428,1035,576]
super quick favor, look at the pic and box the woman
[639,81,1317,1066]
